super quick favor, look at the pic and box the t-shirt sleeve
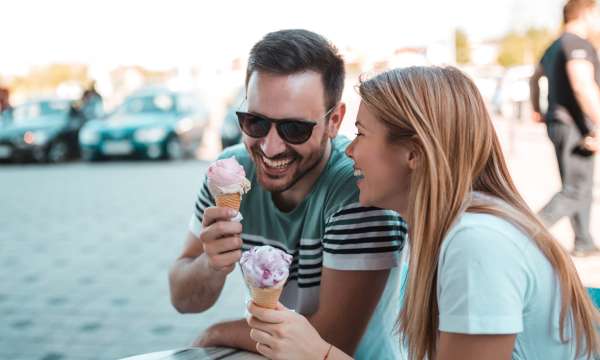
[323,203,407,271]
[438,225,530,334]
[188,176,215,237]
[563,36,596,63]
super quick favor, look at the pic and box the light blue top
[437,212,588,360]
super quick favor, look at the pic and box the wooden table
[119,347,267,360]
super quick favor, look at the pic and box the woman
[246,66,600,360]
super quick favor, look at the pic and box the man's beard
[249,133,330,194]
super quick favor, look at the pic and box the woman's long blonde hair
[358,66,599,360]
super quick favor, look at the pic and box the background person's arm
[566,59,600,127]
[436,333,516,360]
[529,63,545,122]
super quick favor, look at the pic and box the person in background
[247,66,600,360]
[530,0,600,256]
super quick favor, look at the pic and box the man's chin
[256,173,295,193]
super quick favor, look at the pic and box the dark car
[220,89,243,149]
[79,88,209,161]
[0,98,86,163]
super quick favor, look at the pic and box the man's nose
[260,124,286,158]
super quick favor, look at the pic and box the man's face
[584,6,600,33]
[243,71,333,193]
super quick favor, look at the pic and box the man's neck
[565,22,589,39]
[271,140,332,213]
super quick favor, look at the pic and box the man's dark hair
[245,29,345,111]
[563,0,596,24]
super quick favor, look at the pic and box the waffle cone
[249,285,284,309]
[215,193,241,211]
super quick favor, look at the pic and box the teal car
[79,88,209,161]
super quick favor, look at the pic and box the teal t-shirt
[190,137,407,359]
[438,212,588,359]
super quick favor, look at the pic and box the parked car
[220,89,243,149]
[0,98,87,163]
[79,87,209,161]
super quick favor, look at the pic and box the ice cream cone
[215,193,241,211]
[249,282,285,309]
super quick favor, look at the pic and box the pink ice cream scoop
[207,157,251,195]
[240,246,293,288]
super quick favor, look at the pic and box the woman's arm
[436,332,516,360]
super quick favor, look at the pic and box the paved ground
[0,118,599,360]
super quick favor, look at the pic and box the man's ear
[327,102,346,138]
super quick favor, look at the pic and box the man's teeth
[263,156,293,169]
[354,169,364,177]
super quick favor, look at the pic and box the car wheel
[165,136,184,160]
[47,140,69,163]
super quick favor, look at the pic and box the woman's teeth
[263,156,293,169]
[354,169,364,177]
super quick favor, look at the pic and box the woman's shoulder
[440,213,534,264]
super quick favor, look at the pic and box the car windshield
[13,100,70,123]
[119,94,175,115]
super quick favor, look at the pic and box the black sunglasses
[235,106,336,145]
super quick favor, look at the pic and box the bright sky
[1,0,565,74]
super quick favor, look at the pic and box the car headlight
[79,129,100,145]
[24,131,49,145]
[134,127,167,142]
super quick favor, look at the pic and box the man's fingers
[201,221,242,242]
[202,207,239,227]
[209,249,242,269]
[250,328,274,347]
[203,236,242,256]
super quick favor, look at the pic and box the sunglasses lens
[278,121,314,144]
[237,112,270,138]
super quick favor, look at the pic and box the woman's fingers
[256,342,275,359]
[250,328,274,347]
[247,301,288,323]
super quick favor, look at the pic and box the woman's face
[346,101,414,215]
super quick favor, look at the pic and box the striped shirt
[189,137,407,358]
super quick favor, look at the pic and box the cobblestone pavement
[1,119,599,360]
[0,160,247,360]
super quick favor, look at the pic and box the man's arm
[169,207,242,313]
[198,268,389,354]
[567,59,600,126]
[307,268,389,355]
[529,64,545,122]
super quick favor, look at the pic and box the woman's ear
[407,149,418,170]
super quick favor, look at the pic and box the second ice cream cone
[215,193,241,211]
[249,284,284,309]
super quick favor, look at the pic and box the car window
[119,95,175,115]
[13,100,70,123]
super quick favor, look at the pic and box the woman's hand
[246,301,331,360]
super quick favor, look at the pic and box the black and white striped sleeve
[323,203,407,270]
[188,177,215,237]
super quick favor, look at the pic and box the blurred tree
[455,28,471,65]
[9,64,90,95]
[497,28,554,67]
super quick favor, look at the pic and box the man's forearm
[529,80,542,113]
[574,84,600,126]
[200,319,257,352]
[169,254,227,313]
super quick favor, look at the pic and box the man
[530,0,600,256]
[169,29,407,359]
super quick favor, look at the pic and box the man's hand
[198,207,243,274]
[532,111,544,123]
